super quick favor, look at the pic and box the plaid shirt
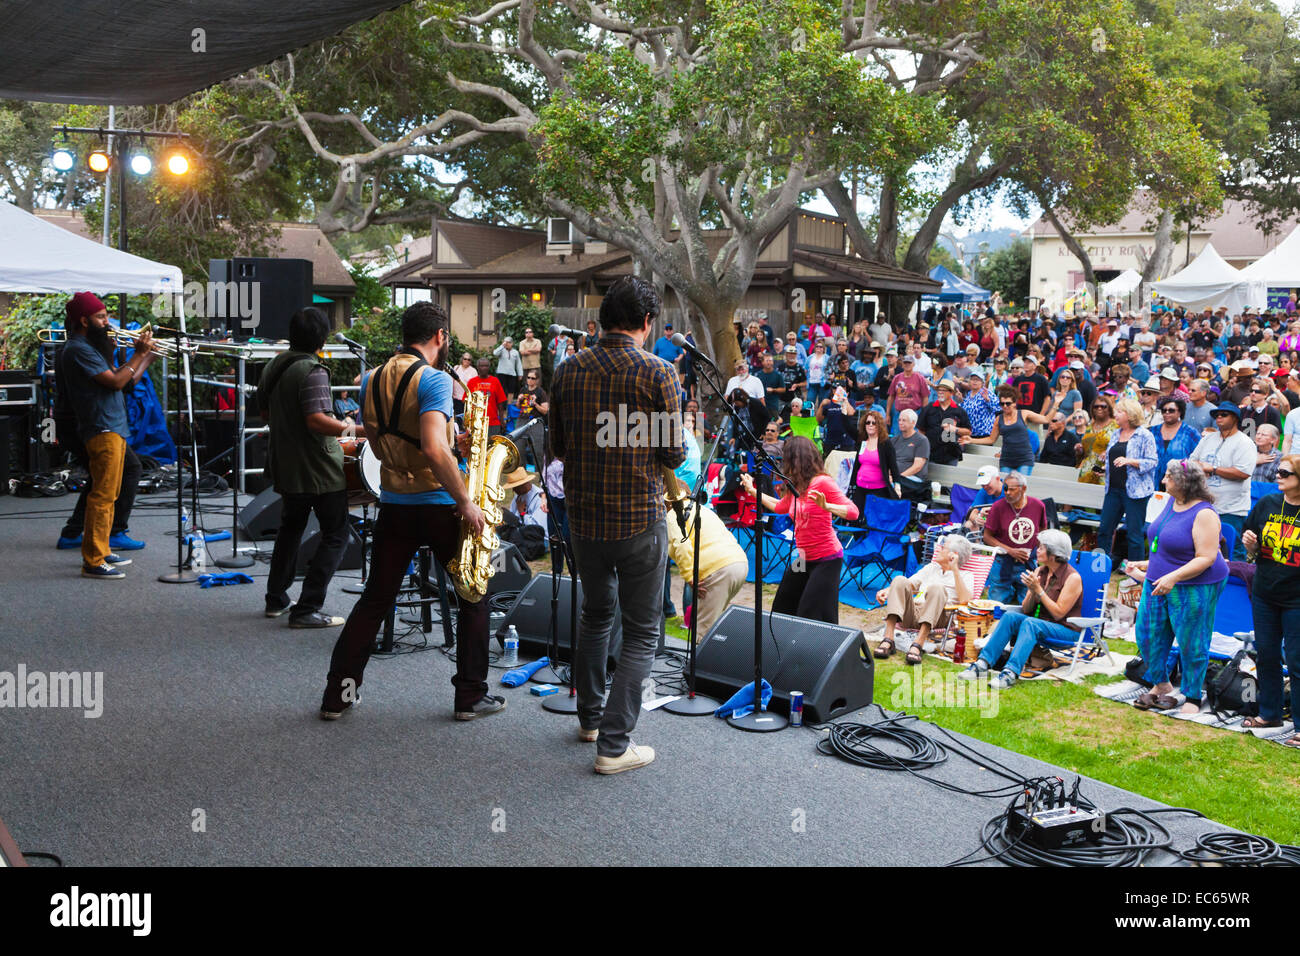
[550,331,685,541]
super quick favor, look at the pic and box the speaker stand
[727,709,788,732]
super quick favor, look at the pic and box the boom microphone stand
[160,321,202,583]
[697,354,789,732]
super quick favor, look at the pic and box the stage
[0,492,1236,866]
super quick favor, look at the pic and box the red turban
[65,292,106,327]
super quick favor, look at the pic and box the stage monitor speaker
[693,606,872,723]
[207,257,313,341]
[295,520,363,578]
[493,574,622,665]
[238,486,283,540]
[487,542,534,596]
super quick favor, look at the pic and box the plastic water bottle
[503,626,520,666]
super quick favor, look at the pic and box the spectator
[817,387,859,452]
[1189,402,1257,553]
[772,346,807,414]
[1242,456,1300,744]
[1242,378,1283,436]
[727,388,769,453]
[738,437,859,624]
[1097,398,1158,561]
[469,357,509,436]
[960,369,1000,439]
[519,327,544,380]
[982,472,1048,604]
[848,409,900,511]
[1038,411,1080,467]
[756,353,785,418]
[885,354,929,430]
[962,385,1052,476]
[493,336,523,395]
[667,478,749,639]
[1183,378,1216,433]
[1254,423,1282,481]
[1050,368,1083,419]
[1127,461,1228,715]
[872,533,974,664]
[724,359,765,402]
[1150,396,1199,487]
[957,529,1082,690]
[918,379,970,465]
[332,388,359,422]
[892,408,930,503]
[806,340,831,407]
[1078,394,1117,485]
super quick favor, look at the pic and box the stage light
[165,151,190,176]
[87,150,111,173]
[130,153,153,175]
[51,148,75,172]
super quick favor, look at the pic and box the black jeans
[1250,594,1300,724]
[326,503,490,711]
[772,556,843,624]
[60,432,141,537]
[266,489,350,618]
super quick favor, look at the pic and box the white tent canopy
[0,201,183,296]
[1239,226,1300,287]
[1101,269,1142,299]
[1151,242,1265,312]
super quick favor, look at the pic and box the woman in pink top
[739,436,859,623]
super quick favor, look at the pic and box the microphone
[670,332,716,369]
[548,323,586,340]
[506,416,542,444]
[335,331,367,353]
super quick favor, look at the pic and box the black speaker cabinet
[238,486,284,540]
[493,574,622,665]
[207,257,313,341]
[295,520,363,578]
[487,542,534,595]
[693,606,872,723]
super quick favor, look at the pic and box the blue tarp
[924,265,990,303]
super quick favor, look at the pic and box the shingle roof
[268,222,355,291]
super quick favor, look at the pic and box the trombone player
[57,293,157,579]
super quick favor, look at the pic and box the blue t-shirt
[62,336,129,442]
[359,367,456,505]
[652,336,683,363]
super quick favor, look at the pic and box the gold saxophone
[447,388,519,602]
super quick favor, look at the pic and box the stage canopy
[0,0,409,104]
[1239,227,1300,288]
[1150,242,1265,313]
[924,265,990,302]
[0,201,182,294]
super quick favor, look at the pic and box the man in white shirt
[724,360,765,401]
[871,534,975,663]
[1189,402,1257,556]
[869,318,893,349]
[909,341,932,377]
[1098,320,1121,357]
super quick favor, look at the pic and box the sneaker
[595,742,655,775]
[109,532,146,551]
[955,659,989,681]
[82,562,125,580]
[455,694,507,721]
[578,726,599,742]
[320,687,360,720]
[288,612,345,628]
[265,600,292,619]
[56,534,82,550]
[989,669,1018,690]
[104,552,132,567]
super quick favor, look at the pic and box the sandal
[1282,735,1300,749]
[1133,691,1160,711]
[1152,695,1180,710]
[905,642,925,665]
[1242,716,1283,729]
[872,638,895,660]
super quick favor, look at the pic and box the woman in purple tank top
[1124,459,1227,714]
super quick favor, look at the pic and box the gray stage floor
[0,492,1233,866]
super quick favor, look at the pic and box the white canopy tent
[0,200,183,297]
[1100,269,1142,299]
[1151,242,1265,312]
[1239,226,1300,288]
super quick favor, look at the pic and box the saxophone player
[550,276,685,774]
[320,302,505,722]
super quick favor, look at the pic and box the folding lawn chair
[840,496,916,595]
[1042,549,1115,677]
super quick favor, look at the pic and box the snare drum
[343,440,383,503]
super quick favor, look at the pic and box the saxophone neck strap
[370,351,428,448]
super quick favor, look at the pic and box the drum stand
[378,546,456,652]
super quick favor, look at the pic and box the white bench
[928,461,1105,513]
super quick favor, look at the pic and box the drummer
[258,308,365,628]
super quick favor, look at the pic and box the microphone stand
[215,355,253,569]
[700,354,790,732]
[525,419,576,706]
[160,323,204,583]
[662,429,725,716]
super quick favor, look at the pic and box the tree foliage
[975,239,1031,307]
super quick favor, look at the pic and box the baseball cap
[967,368,985,381]
[976,465,1000,487]
[1250,344,1261,353]
[1069,359,1085,370]
[664,322,673,329]
[901,355,915,363]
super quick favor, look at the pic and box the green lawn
[664,620,1300,844]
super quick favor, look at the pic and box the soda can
[788,691,804,727]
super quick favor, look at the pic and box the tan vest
[363,352,451,497]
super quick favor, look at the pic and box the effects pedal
[1009,803,1107,849]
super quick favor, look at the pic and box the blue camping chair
[1219,522,1237,561]
[1213,574,1252,637]
[949,484,981,526]
[840,496,916,595]
[1252,481,1279,508]
[1039,550,1115,677]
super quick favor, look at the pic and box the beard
[85,323,115,361]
